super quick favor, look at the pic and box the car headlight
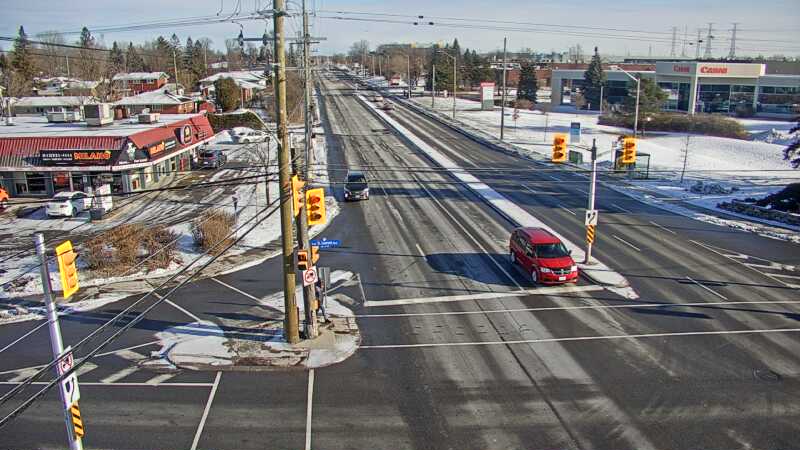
[571,265,578,272]
[539,267,552,273]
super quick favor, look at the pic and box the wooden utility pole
[298,0,318,339]
[273,0,300,344]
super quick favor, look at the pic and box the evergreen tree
[109,42,125,74]
[77,27,103,81]
[583,46,605,110]
[517,62,538,103]
[624,77,668,117]
[0,53,9,89]
[193,40,206,78]
[11,26,36,81]
[783,117,799,168]
[214,77,240,111]
[125,43,146,72]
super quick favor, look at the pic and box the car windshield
[346,175,367,190]
[535,243,570,258]
[200,152,216,158]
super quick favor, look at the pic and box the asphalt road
[0,72,798,450]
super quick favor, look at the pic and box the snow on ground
[1,119,339,322]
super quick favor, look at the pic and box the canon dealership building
[552,61,800,116]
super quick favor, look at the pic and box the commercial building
[0,113,215,197]
[12,96,99,116]
[551,61,800,116]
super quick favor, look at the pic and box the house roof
[112,72,169,81]
[114,89,193,106]
[200,71,267,84]
[13,96,99,108]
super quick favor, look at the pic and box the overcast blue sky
[2,0,798,57]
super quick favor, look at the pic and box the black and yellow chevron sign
[70,403,84,439]
[586,225,596,244]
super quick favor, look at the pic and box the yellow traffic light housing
[552,133,568,163]
[305,188,326,226]
[311,246,320,264]
[621,137,637,164]
[297,249,309,271]
[55,240,79,299]
[291,175,306,216]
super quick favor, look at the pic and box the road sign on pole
[586,225,596,244]
[585,209,599,226]
[302,267,318,287]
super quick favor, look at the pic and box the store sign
[672,65,691,73]
[658,62,766,78]
[147,138,177,158]
[177,124,193,145]
[480,82,495,111]
[40,150,117,166]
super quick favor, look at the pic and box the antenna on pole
[728,23,739,59]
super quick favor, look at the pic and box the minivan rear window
[200,152,215,158]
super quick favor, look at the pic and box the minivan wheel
[531,269,538,284]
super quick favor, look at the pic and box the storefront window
[53,172,71,192]
[25,172,47,194]
[697,84,731,113]
[757,86,800,114]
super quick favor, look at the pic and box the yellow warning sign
[586,225,596,244]
[70,403,84,439]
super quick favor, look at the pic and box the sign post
[34,234,84,450]
[584,139,599,264]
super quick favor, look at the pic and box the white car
[231,131,270,144]
[46,191,90,218]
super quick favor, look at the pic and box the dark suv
[344,171,369,201]
[197,149,227,169]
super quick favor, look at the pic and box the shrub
[192,210,235,255]
[755,183,800,213]
[513,99,534,110]
[598,112,749,139]
[83,223,180,276]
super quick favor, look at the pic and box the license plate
[558,276,566,281]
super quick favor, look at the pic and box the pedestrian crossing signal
[552,133,568,163]
[297,249,309,271]
[305,188,326,226]
[621,137,637,164]
[311,245,320,264]
[55,241,79,299]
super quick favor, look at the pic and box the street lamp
[611,66,641,137]
[437,50,457,119]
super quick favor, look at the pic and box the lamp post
[613,66,641,137]
[437,50,457,119]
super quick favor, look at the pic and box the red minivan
[509,227,579,284]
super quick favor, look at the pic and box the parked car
[373,95,384,102]
[197,149,227,169]
[343,171,369,201]
[509,227,579,284]
[381,101,394,111]
[0,187,9,209]
[231,130,270,144]
[46,191,90,218]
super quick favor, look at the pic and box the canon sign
[700,66,728,74]
[672,65,690,73]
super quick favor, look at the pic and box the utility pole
[273,0,300,344]
[728,23,738,59]
[584,140,598,264]
[172,49,180,88]
[431,64,435,109]
[298,0,318,339]
[680,134,691,184]
[35,234,83,450]
[406,53,411,99]
[500,37,508,141]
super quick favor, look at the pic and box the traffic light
[552,133,567,163]
[55,240,79,299]
[311,246,320,264]
[297,249,309,271]
[291,175,305,216]
[621,137,637,164]
[306,188,326,226]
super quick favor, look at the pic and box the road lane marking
[164,298,202,323]
[211,277,263,303]
[356,299,800,318]
[415,244,426,257]
[685,276,729,300]
[690,240,796,290]
[95,341,160,357]
[612,235,642,252]
[100,367,139,384]
[611,203,634,214]
[145,373,176,386]
[0,381,214,387]
[191,371,222,450]
[360,327,800,349]
[558,205,576,216]
[305,369,315,450]
[363,285,603,307]
[649,220,676,235]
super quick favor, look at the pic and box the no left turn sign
[303,267,318,287]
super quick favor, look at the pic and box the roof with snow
[114,88,193,106]
[112,72,170,81]
[200,71,267,84]
[13,96,99,107]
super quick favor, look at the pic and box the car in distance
[509,227,578,284]
[343,171,369,201]
[46,191,90,218]
[231,130,270,144]
[197,149,227,169]
[381,102,394,111]
[0,186,9,209]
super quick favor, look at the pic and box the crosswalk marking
[114,350,146,361]
[100,367,140,384]
[8,368,41,383]
[145,373,176,386]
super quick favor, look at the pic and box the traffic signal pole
[500,37,508,141]
[34,233,83,450]
[273,0,300,344]
[298,0,318,339]
[584,140,599,264]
